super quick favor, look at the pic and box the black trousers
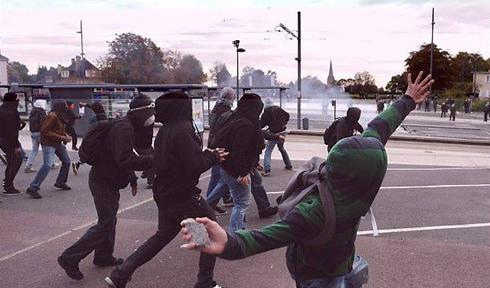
[61,178,119,264]
[66,125,78,148]
[115,196,216,288]
[0,138,22,189]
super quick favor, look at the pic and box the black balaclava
[1,92,19,110]
[236,93,264,124]
[346,107,361,123]
[155,91,192,124]
[128,93,155,129]
[51,99,68,114]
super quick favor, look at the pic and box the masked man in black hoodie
[105,91,228,288]
[0,92,23,195]
[323,107,364,152]
[58,95,154,281]
[206,93,264,232]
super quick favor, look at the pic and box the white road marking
[387,167,489,171]
[357,222,490,236]
[0,174,211,263]
[266,183,490,195]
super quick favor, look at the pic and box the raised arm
[362,72,433,145]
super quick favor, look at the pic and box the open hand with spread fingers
[405,71,434,104]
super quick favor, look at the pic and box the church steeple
[327,60,336,86]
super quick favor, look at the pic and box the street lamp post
[233,40,246,99]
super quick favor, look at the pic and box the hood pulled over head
[128,94,155,128]
[51,99,68,114]
[346,107,361,123]
[155,91,192,124]
[325,136,387,221]
[236,93,263,123]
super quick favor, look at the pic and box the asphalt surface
[1,145,490,288]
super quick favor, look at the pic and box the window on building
[61,70,69,78]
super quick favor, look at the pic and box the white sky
[1,0,489,87]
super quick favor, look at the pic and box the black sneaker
[54,183,71,190]
[222,196,234,207]
[284,166,293,170]
[259,206,279,219]
[94,257,124,267]
[210,281,224,288]
[57,256,84,280]
[72,146,79,151]
[212,205,228,216]
[3,187,22,196]
[26,187,42,199]
[105,269,129,288]
[72,162,80,175]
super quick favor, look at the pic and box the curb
[288,129,490,146]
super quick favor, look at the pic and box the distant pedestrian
[64,101,81,151]
[449,103,456,121]
[376,98,385,114]
[24,99,48,173]
[484,101,490,122]
[260,98,292,176]
[440,100,448,118]
[433,97,437,112]
[25,99,72,199]
[0,92,24,195]
[463,98,469,113]
[58,97,154,281]
[424,98,430,112]
[323,107,364,152]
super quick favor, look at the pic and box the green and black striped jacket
[220,95,416,281]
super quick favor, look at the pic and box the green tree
[100,33,168,84]
[405,44,453,91]
[451,52,489,83]
[7,61,30,83]
[385,73,407,93]
[173,54,206,84]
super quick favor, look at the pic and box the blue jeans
[214,167,250,232]
[29,144,70,190]
[263,139,292,173]
[296,277,332,288]
[250,168,271,212]
[26,132,41,168]
[206,165,229,205]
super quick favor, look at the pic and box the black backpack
[208,110,235,149]
[79,120,114,165]
[323,119,339,149]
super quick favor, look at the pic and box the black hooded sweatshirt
[324,107,364,151]
[0,101,22,148]
[90,117,152,189]
[218,93,263,178]
[153,91,219,205]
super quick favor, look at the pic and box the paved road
[1,136,490,288]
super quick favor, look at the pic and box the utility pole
[430,8,435,92]
[276,11,302,129]
[77,20,85,79]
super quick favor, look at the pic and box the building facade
[0,51,8,96]
[473,71,490,99]
[37,56,102,84]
